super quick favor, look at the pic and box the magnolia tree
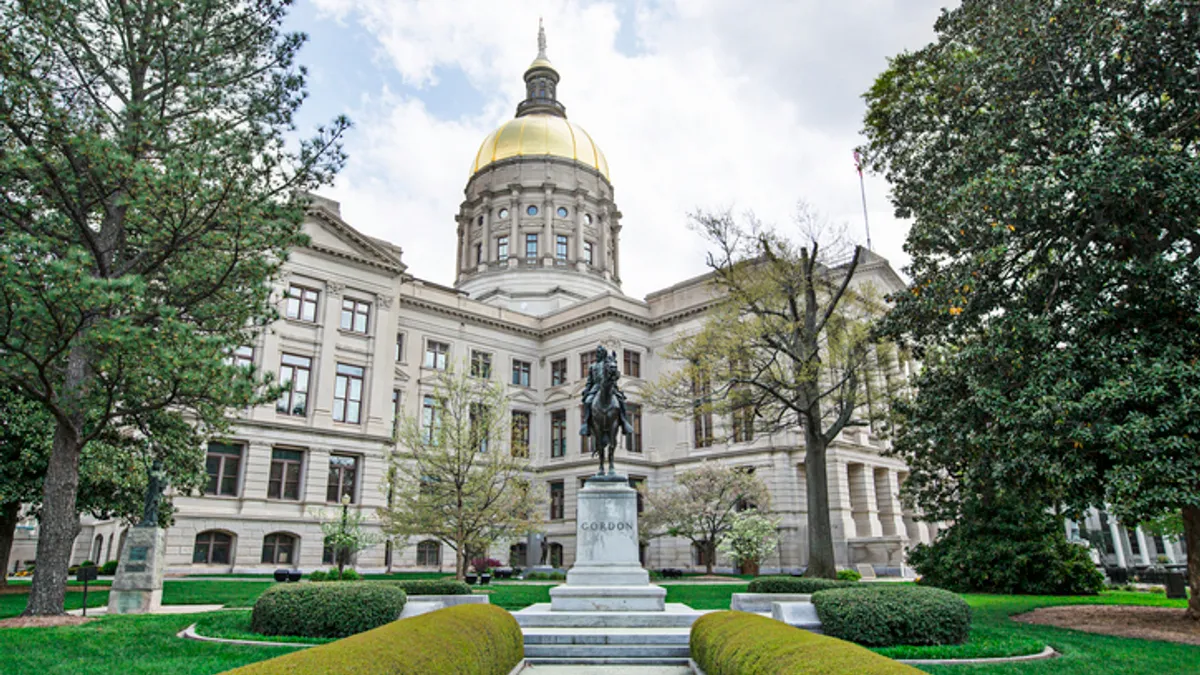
[641,463,770,575]
[718,510,781,574]
[644,206,897,578]
[380,365,543,580]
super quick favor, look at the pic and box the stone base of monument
[107,527,166,615]
[548,584,667,612]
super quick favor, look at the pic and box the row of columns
[829,460,934,546]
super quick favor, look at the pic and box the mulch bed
[1013,605,1200,646]
[0,615,93,629]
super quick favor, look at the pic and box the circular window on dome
[498,208,509,219]
[557,206,569,218]
[527,205,539,216]
[585,213,594,225]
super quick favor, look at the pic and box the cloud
[304,0,954,299]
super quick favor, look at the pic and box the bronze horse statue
[589,354,628,476]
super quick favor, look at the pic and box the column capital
[326,281,345,297]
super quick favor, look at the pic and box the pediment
[303,206,406,275]
[508,388,539,406]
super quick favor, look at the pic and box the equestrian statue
[579,344,634,477]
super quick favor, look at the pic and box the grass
[471,583,552,610]
[664,583,748,609]
[192,610,331,646]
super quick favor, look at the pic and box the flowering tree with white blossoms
[718,510,781,573]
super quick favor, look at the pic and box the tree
[641,463,771,575]
[717,510,781,575]
[0,388,52,585]
[0,0,348,615]
[315,498,382,578]
[862,0,1200,617]
[380,365,542,580]
[645,206,893,577]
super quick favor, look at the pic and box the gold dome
[470,114,610,180]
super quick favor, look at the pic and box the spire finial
[537,18,547,59]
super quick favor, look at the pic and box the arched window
[262,533,297,565]
[548,542,564,568]
[90,535,103,563]
[117,529,128,561]
[416,540,441,567]
[322,536,357,567]
[105,534,114,562]
[193,531,233,565]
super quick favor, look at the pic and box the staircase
[522,627,691,666]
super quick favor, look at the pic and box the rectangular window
[285,284,320,322]
[511,411,530,458]
[232,346,254,369]
[732,405,755,443]
[475,242,483,265]
[693,374,713,448]
[340,298,371,334]
[392,389,402,435]
[580,350,596,379]
[630,476,646,514]
[556,235,569,260]
[422,395,442,444]
[333,363,365,424]
[425,340,449,370]
[551,359,567,386]
[497,236,509,259]
[470,403,490,453]
[584,242,594,265]
[580,406,593,455]
[550,410,567,458]
[471,350,492,379]
[525,233,538,259]
[628,403,643,453]
[204,442,242,496]
[326,455,359,503]
[268,449,303,500]
[512,359,532,387]
[549,481,565,520]
[277,354,312,416]
[623,350,641,378]
[395,333,405,362]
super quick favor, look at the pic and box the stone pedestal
[549,477,665,611]
[107,527,166,615]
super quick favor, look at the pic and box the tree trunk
[455,544,466,581]
[1184,506,1200,621]
[23,419,83,616]
[705,540,715,575]
[0,502,19,586]
[804,428,837,578]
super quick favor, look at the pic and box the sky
[285,0,956,299]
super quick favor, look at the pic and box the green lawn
[193,610,330,646]
[1,579,1196,675]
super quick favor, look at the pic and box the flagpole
[854,150,873,251]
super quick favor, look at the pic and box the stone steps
[525,657,692,666]
[513,603,706,628]
[522,626,692,665]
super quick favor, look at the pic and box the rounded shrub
[690,610,923,675]
[308,570,327,582]
[99,560,119,575]
[251,582,407,639]
[339,568,360,581]
[385,579,472,595]
[223,604,523,675]
[747,576,858,594]
[837,568,863,582]
[812,586,971,647]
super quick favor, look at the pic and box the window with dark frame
[511,411,530,458]
[232,345,254,369]
[268,449,303,500]
[285,284,320,322]
[193,531,232,565]
[549,481,565,520]
[422,395,442,444]
[204,442,242,496]
[732,404,755,443]
[425,340,449,370]
[333,363,365,424]
[580,406,593,454]
[475,242,483,266]
[261,533,296,565]
[551,358,567,386]
[692,373,714,448]
[629,476,646,513]
[497,236,509,259]
[512,359,531,387]
[276,354,312,416]
[623,350,641,378]
[471,350,492,379]
[417,540,441,566]
[584,242,594,265]
[395,333,405,362]
[550,410,567,458]
[392,389,401,436]
[470,402,490,453]
[627,403,643,453]
[556,235,569,260]
[340,298,371,334]
[525,233,538,259]
[326,455,358,503]
[580,350,596,379]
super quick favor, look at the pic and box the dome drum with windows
[455,21,623,316]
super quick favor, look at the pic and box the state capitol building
[21,32,932,577]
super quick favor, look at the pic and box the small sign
[124,564,146,573]
[129,546,149,562]
[76,566,98,582]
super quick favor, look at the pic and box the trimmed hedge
[812,586,971,647]
[223,604,523,675]
[99,560,119,575]
[690,611,923,675]
[251,582,407,639]
[385,579,473,595]
[747,576,858,594]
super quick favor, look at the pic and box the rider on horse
[579,344,634,439]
